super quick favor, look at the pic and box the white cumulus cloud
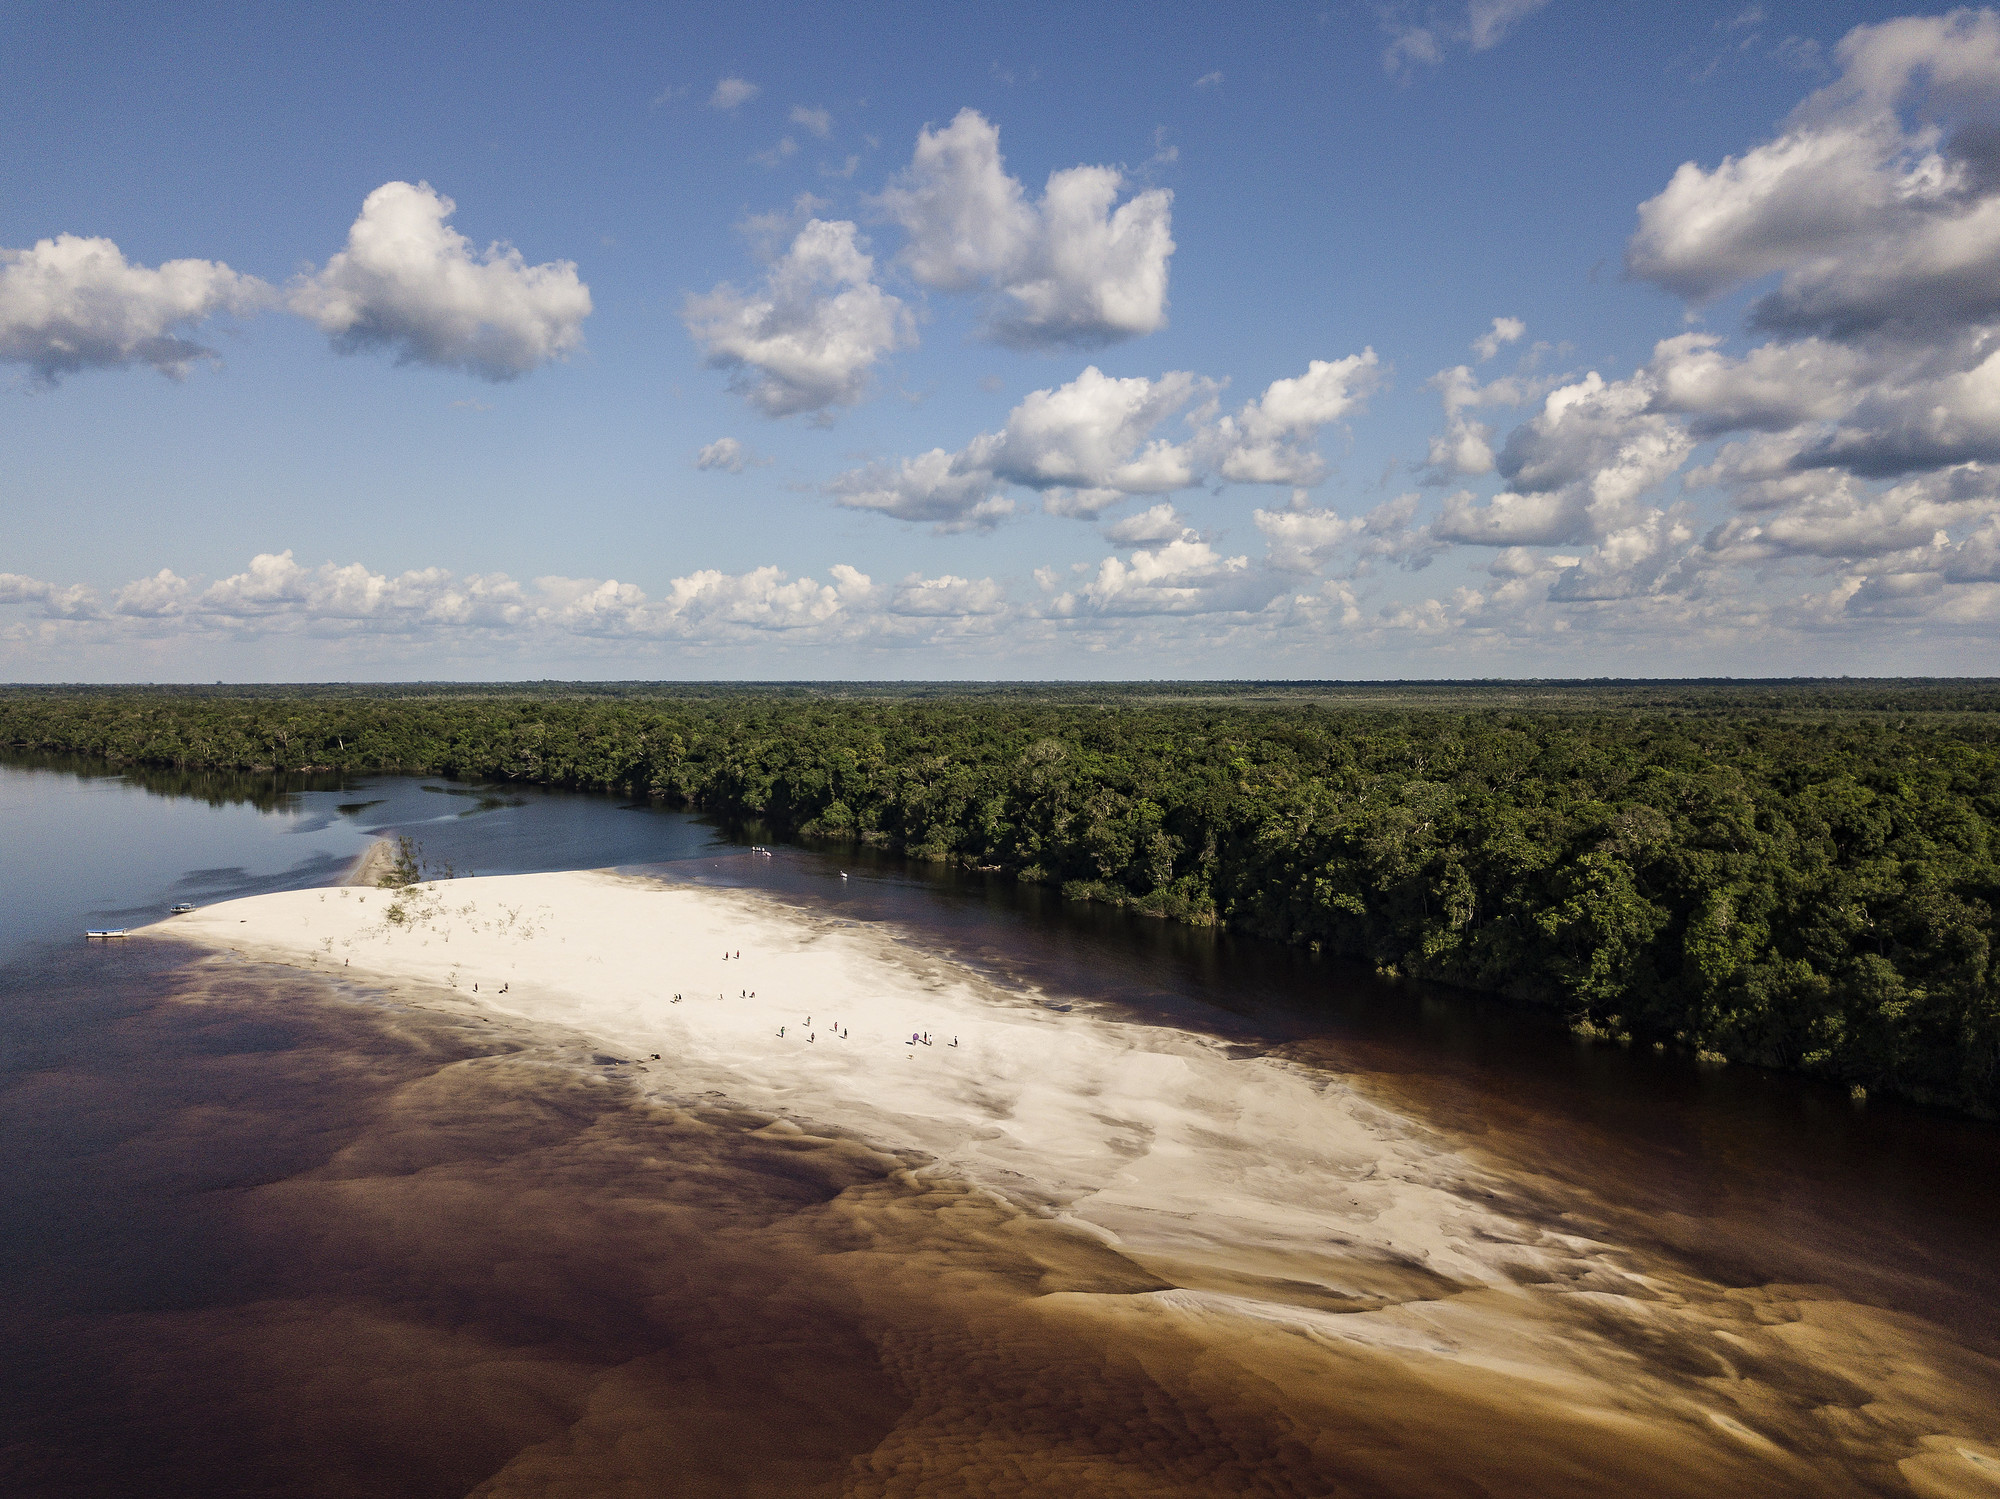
[1382,0,1551,72]
[1205,352,1381,485]
[789,104,832,138]
[967,366,1210,492]
[0,571,101,617]
[0,234,269,384]
[1497,370,1694,508]
[827,450,1016,533]
[1628,11,2000,335]
[710,77,760,110]
[889,573,1008,616]
[1472,316,1525,361]
[684,218,914,418]
[288,181,591,381]
[830,354,1378,529]
[1101,502,1189,547]
[1459,15,2000,632]
[875,108,1174,348]
[1053,536,1271,618]
[1256,492,1432,574]
[695,436,753,472]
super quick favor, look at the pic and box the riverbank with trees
[5,681,1995,1116]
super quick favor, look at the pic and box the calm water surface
[3,755,1996,1495]
[0,755,721,958]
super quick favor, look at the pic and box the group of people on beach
[778,1014,851,1043]
[668,949,958,1055]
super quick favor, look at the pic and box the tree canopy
[6,681,1996,1117]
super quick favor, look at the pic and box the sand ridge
[149,868,2000,1495]
[340,836,397,888]
[155,868,1540,1289]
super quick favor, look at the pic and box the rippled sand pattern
[5,877,1998,1495]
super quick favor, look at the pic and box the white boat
[85,929,128,939]
[170,903,196,914]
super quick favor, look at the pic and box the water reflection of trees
[1,750,356,812]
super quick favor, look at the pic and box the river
[2,755,1995,1496]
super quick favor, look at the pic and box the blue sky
[3,0,1992,679]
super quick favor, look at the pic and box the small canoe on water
[84,930,129,940]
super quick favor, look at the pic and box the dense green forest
[5,682,1998,1117]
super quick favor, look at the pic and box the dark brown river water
[3,759,1997,1496]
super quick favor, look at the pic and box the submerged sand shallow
[148,870,2000,1497]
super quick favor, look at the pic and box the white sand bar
[145,867,2000,1495]
[156,869,1543,1297]
[147,869,2000,1478]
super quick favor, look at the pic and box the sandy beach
[148,870,2000,1496]
[340,837,398,888]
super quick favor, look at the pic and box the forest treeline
[13,677,2000,711]
[5,685,1997,1116]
